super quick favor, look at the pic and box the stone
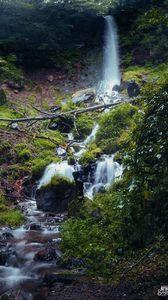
[8,79,25,91]
[27,223,43,231]
[34,247,59,262]
[0,250,8,265]
[112,85,120,92]
[127,80,140,97]
[2,232,14,240]
[72,88,95,104]
[47,75,54,82]
[48,115,74,133]
[0,89,7,105]
[56,147,67,157]
[36,176,76,212]
[49,105,61,113]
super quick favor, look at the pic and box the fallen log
[0,99,131,124]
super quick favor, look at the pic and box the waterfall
[37,161,75,189]
[84,155,123,199]
[97,15,120,103]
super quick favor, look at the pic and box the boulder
[127,81,140,97]
[8,79,25,91]
[36,175,76,212]
[112,85,120,92]
[34,247,59,262]
[72,88,95,104]
[0,250,8,265]
[0,89,7,105]
[56,147,67,157]
[48,115,74,133]
[127,80,140,97]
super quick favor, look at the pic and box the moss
[68,155,76,165]
[41,175,75,190]
[0,210,24,226]
[79,151,95,166]
[0,89,7,106]
[31,158,51,180]
[15,143,32,162]
[95,103,140,153]
[0,192,24,226]
[73,115,95,139]
[0,55,23,83]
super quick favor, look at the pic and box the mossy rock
[36,175,76,212]
[0,89,7,106]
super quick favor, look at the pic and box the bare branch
[0,100,131,124]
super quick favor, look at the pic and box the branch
[31,105,55,116]
[0,100,130,124]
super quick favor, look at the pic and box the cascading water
[97,15,120,103]
[37,161,75,189]
[0,15,124,299]
[84,155,123,199]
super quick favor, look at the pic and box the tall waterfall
[97,15,120,103]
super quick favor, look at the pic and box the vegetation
[0,0,167,296]
[61,75,168,279]
[95,103,140,153]
[0,193,24,226]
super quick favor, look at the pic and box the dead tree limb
[0,100,128,124]
[31,105,55,116]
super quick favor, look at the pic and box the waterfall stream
[0,15,123,298]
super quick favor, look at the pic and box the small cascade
[96,15,120,103]
[84,155,122,199]
[37,161,75,189]
[75,124,99,158]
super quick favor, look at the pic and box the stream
[0,16,124,299]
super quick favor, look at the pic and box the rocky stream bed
[0,196,137,300]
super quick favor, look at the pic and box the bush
[96,103,139,153]
[73,115,95,139]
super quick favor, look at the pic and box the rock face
[36,176,76,212]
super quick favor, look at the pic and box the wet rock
[72,88,95,103]
[112,84,120,92]
[56,147,67,157]
[36,176,76,212]
[26,223,43,231]
[2,232,14,240]
[126,80,140,97]
[48,115,74,133]
[8,79,25,91]
[34,247,59,262]
[0,89,7,105]
[0,250,8,265]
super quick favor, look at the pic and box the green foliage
[15,143,32,162]
[62,75,168,278]
[79,151,95,166]
[124,2,168,63]
[0,210,24,226]
[0,89,7,105]
[40,175,75,190]
[0,55,23,82]
[73,115,95,139]
[96,103,139,153]
[0,192,24,226]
